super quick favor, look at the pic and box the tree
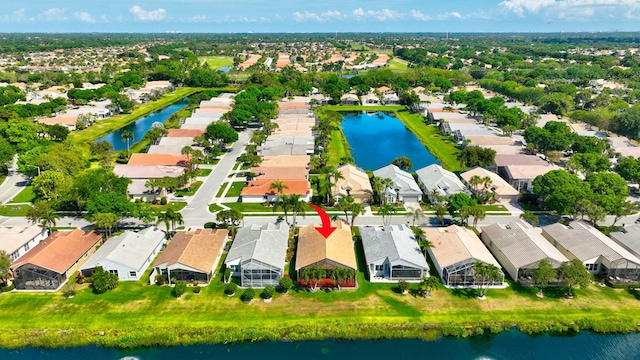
[434,203,448,225]
[31,170,71,202]
[26,201,60,235]
[91,212,119,238]
[533,170,591,215]
[86,192,134,219]
[559,259,591,297]
[418,276,441,298]
[391,156,413,172]
[447,193,477,217]
[377,203,396,226]
[269,180,288,196]
[566,153,611,175]
[273,195,292,223]
[473,262,501,299]
[468,175,483,194]
[398,280,410,294]
[379,177,394,205]
[412,226,433,257]
[121,130,134,158]
[321,166,344,205]
[469,206,487,229]
[206,123,238,146]
[302,265,326,291]
[216,209,243,237]
[458,146,497,168]
[371,176,384,206]
[172,280,187,298]
[288,195,306,230]
[242,288,255,302]
[612,201,640,227]
[348,202,366,228]
[90,266,119,294]
[0,250,10,285]
[532,259,557,296]
[407,206,425,227]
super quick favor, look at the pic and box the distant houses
[11,229,102,291]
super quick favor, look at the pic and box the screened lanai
[13,264,64,290]
[422,225,505,288]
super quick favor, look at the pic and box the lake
[218,66,232,72]
[96,99,189,151]
[2,329,639,359]
[340,111,439,171]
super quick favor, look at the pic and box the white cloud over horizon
[129,5,167,22]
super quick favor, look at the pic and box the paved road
[0,156,29,205]
[180,130,252,228]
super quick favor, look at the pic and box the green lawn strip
[394,110,464,172]
[481,204,507,211]
[388,58,409,71]
[208,204,224,212]
[225,182,246,197]
[326,125,351,167]
[0,204,30,216]
[216,182,229,197]
[199,56,234,69]
[175,181,203,196]
[222,202,316,213]
[68,87,203,144]
[195,168,212,176]
[10,186,36,203]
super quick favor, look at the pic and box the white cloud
[214,15,270,23]
[74,11,96,24]
[294,11,322,22]
[499,0,640,19]
[41,8,67,22]
[293,10,346,22]
[100,15,109,23]
[129,5,167,22]
[410,10,431,21]
[351,8,402,21]
[0,9,32,23]
[437,12,463,20]
[189,15,207,22]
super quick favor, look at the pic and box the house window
[375,265,384,271]
[23,243,30,251]
[109,270,118,275]
[129,271,137,277]
[585,263,598,272]
[83,253,88,259]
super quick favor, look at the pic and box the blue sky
[1,1,639,33]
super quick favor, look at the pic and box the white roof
[373,164,422,196]
[360,225,429,270]
[0,225,45,254]
[460,167,519,197]
[80,227,165,272]
[415,164,468,197]
[481,221,568,269]
[225,223,289,270]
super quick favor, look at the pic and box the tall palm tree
[380,178,394,205]
[169,209,184,233]
[336,197,352,224]
[371,176,384,206]
[434,203,448,225]
[269,180,288,196]
[288,195,306,230]
[121,130,134,158]
[378,203,396,226]
[419,276,441,298]
[470,206,487,229]
[407,206,425,227]
[273,194,292,223]
[155,211,173,238]
[469,175,483,194]
[26,201,60,235]
[321,166,344,205]
[412,227,433,257]
[482,176,493,191]
[349,202,366,227]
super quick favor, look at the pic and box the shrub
[193,286,201,294]
[224,268,231,283]
[155,274,166,285]
[192,280,200,286]
[226,282,238,295]
[62,283,76,298]
[242,288,255,302]
[160,197,168,205]
[262,285,275,299]
[91,266,119,294]
[134,198,142,204]
[173,280,187,297]
[279,277,293,293]
[398,280,410,293]
[1,284,15,292]
[204,222,215,229]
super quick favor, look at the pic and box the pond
[96,98,189,151]
[1,329,639,359]
[340,111,439,172]
[218,66,232,72]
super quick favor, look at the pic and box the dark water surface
[96,99,189,151]
[2,330,640,360]
[340,111,439,171]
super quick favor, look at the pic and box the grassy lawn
[68,87,203,144]
[222,202,318,213]
[216,183,229,197]
[482,204,508,211]
[1,249,640,348]
[10,186,36,203]
[200,56,234,69]
[226,182,246,197]
[0,204,30,216]
[388,58,409,71]
[140,202,187,212]
[325,105,404,112]
[174,181,203,197]
[194,168,212,176]
[326,126,351,168]
[208,204,224,212]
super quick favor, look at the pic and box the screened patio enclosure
[390,264,425,280]
[13,264,65,290]
[241,259,282,288]
[441,258,505,287]
[601,259,640,284]
[159,268,210,284]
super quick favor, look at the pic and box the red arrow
[309,204,337,238]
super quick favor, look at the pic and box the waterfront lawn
[326,126,351,168]
[200,56,234,69]
[11,186,36,203]
[388,58,409,71]
[69,87,203,144]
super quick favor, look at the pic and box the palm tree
[481,176,493,191]
[349,202,366,227]
[273,195,292,223]
[331,267,347,290]
[26,201,60,235]
[468,175,483,194]
[470,206,487,229]
[269,180,288,196]
[434,203,448,225]
[288,195,306,230]
[321,166,344,205]
[216,209,243,237]
[412,227,433,257]
[429,188,441,204]
[371,176,384,206]
[380,178,394,205]
[168,209,184,233]
[473,262,501,299]
[419,276,441,298]
[91,212,119,238]
[377,203,396,226]
[155,211,173,238]
[407,206,425,227]
[121,130,134,158]
[336,197,352,224]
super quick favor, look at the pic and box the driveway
[0,156,29,205]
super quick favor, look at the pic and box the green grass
[10,186,37,203]
[225,182,246,197]
[68,87,204,144]
[216,183,229,197]
[208,204,224,212]
[194,168,212,176]
[140,202,187,212]
[481,204,508,211]
[326,125,351,168]
[326,105,404,112]
[388,58,409,71]
[199,56,234,70]
[0,204,30,216]
[174,181,203,196]
[222,202,318,213]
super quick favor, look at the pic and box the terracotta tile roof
[128,153,190,166]
[11,229,102,274]
[240,179,310,196]
[295,221,357,270]
[113,164,186,179]
[39,116,77,125]
[154,229,228,273]
[166,129,205,138]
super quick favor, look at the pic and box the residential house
[154,229,228,284]
[360,224,429,282]
[79,227,165,281]
[127,154,190,167]
[422,225,505,288]
[481,221,568,285]
[542,220,640,284]
[382,93,400,105]
[225,223,289,287]
[240,179,312,203]
[492,154,557,192]
[11,229,102,291]
[373,164,423,204]
[415,164,470,204]
[610,225,640,259]
[361,93,380,105]
[0,225,47,262]
[333,164,373,204]
[340,93,360,105]
[460,167,520,202]
[296,221,357,288]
